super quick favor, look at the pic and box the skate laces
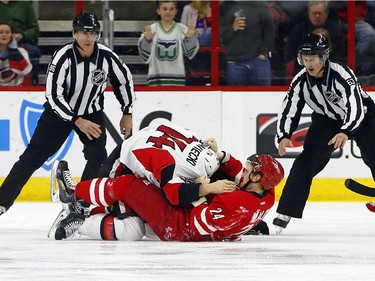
[62,170,77,192]
[62,215,84,238]
[69,200,89,216]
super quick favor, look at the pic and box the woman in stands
[0,22,32,86]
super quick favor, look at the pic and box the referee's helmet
[297,33,330,65]
[73,12,101,33]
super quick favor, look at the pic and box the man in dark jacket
[219,1,274,85]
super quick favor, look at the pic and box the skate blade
[275,226,284,235]
[47,207,68,238]
[50,160,60,203]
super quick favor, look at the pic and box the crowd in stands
[1,0,375,87]
[0,0,40,85]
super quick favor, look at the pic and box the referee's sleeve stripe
[49,50,75,121]
[107,52,135,114]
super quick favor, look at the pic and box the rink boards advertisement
[0,90,374,201]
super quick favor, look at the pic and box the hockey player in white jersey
[48,123,239,239]
[110,123,235,207]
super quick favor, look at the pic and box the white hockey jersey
[138,21,199,86]
[112,123,215,206]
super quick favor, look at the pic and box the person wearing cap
[273,33,375,234]
[0,12,136,216]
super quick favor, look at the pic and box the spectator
[0,21,32,86]
[0,0,41,85]
[284,1,346,81]
[219,1,274,86]
[266,1,308,85]
[181,0,211,46]
[0,13,136,216]
[268,1,308,41]
[138,1,199,86]
[180,1,212,85]
[311,27,333,51]
[332,0,375,75]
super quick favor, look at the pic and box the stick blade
[345,179,375,197]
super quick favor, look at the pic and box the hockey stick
[344,179,375,197]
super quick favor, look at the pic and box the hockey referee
[0,12,136,215]
[273,33,375,233]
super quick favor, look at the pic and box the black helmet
[73,12,100,33]
[297,33,330,65]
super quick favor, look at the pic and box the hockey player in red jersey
[51,153,284,241]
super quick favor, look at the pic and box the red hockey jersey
[121,176,275,241]
[189,189,274,241]
[76,175,274,242]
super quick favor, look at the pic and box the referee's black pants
[0,109,107,210]
[277,112,375,218]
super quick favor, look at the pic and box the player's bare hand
[328,132,348,149]
[199,179,236,196]
[195,176,210,184]
[143,25,154,41]
[75,117,102,140]
[278,138,293,156]
[120,115,132,138]
[203,137,218,152]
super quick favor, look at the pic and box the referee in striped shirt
[0,12,136,215]
[273,33,375,233]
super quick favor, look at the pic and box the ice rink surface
[0,202,374,281]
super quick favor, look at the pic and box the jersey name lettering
[186,143,205,166]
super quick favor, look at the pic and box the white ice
[0,202,375,281]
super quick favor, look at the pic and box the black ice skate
[55,211,86,240]
[56,160,77,203]
[273,214,291,235]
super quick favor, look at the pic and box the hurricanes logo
[256,113,342,158]
[91,69,107,86]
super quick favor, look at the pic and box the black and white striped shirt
[45,41,135,122]
[277,61,375,141]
